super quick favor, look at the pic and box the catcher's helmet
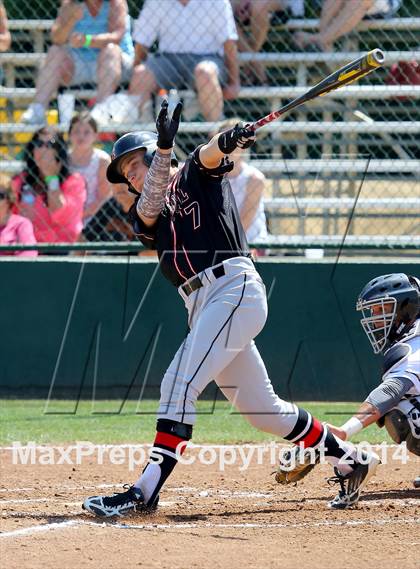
[106,131,178,184]
[356,273,420,354]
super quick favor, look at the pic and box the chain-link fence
[0,0,419,255]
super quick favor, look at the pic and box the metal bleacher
[1,15,419,250]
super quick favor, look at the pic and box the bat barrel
[367,48,385,67]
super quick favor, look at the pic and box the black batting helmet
[106,131,178,184]
[356,273,420,354]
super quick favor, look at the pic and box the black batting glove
[217,122,256,154]
[156,99,183,149]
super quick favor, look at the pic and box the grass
[0,399,392,445]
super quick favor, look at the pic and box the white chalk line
[0,498,177,508]
[111,517,420,531]
[1,516,420,539]
[0,520,79,538]
[0,484,198,495]
[1,491,418,511]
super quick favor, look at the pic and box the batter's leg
[216,341,362,474]
[134,272,267,506]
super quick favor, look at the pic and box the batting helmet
[106,131,178,184]
[356,273,420,354]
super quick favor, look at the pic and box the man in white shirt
[126,0,240,121]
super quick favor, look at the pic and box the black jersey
[129,147,250,287]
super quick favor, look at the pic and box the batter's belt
[180,263,226,297]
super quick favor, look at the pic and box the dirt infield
[1,445,419,569]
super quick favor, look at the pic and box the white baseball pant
[157,256,299,436]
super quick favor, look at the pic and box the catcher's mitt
[274,446,320,485]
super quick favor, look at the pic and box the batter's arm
[136,147,172,228]
[199,124,256,169]
[137,100,182,227]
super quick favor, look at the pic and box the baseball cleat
[275,446,320,484]
[82,485,158,518]
[327,452,380,510]
[414,476,420,488]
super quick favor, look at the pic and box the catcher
[276,273,420,490]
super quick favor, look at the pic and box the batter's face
[120,150,149,192]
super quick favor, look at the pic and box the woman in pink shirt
[12,126,86,244]
[0,174,37,257]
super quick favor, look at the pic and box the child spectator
[11,127,86,244]
[22,0,134,125]
[69,112,112,225]
[217,118,268,248]
[294,0,401,52]
[0,175,38,257]
[122,0,239,123]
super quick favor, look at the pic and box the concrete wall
[1,257,418,402]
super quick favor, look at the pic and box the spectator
[122,0,239,123]
[217,118,268,247]
[82,183,156,256]
[0,1,11,52]
[0,0,11,86]
[22,0,134,125]
[232,0,303,83]
[0,175,38,257]
[82,181,134,242]
[11,127,86,244]
[294,0,401,52]
[69,111,112,224]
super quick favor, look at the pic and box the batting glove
[217,122,256,154]
[156,99,183,150]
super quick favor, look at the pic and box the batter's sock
[284,407,357,475]
[133,419,192,507]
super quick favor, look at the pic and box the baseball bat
[251,48,385,131]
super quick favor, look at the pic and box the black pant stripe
[180,273,248,423]
[284,407,310,441]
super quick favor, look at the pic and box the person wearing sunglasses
[0,174,37,257]
[11,127,86,246]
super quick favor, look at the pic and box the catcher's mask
[356,273,420,354]
[106,131,178,190]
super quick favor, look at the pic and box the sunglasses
[33,139,56,149]
[0,192,7,201]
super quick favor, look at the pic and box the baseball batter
[83,101,379,517]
